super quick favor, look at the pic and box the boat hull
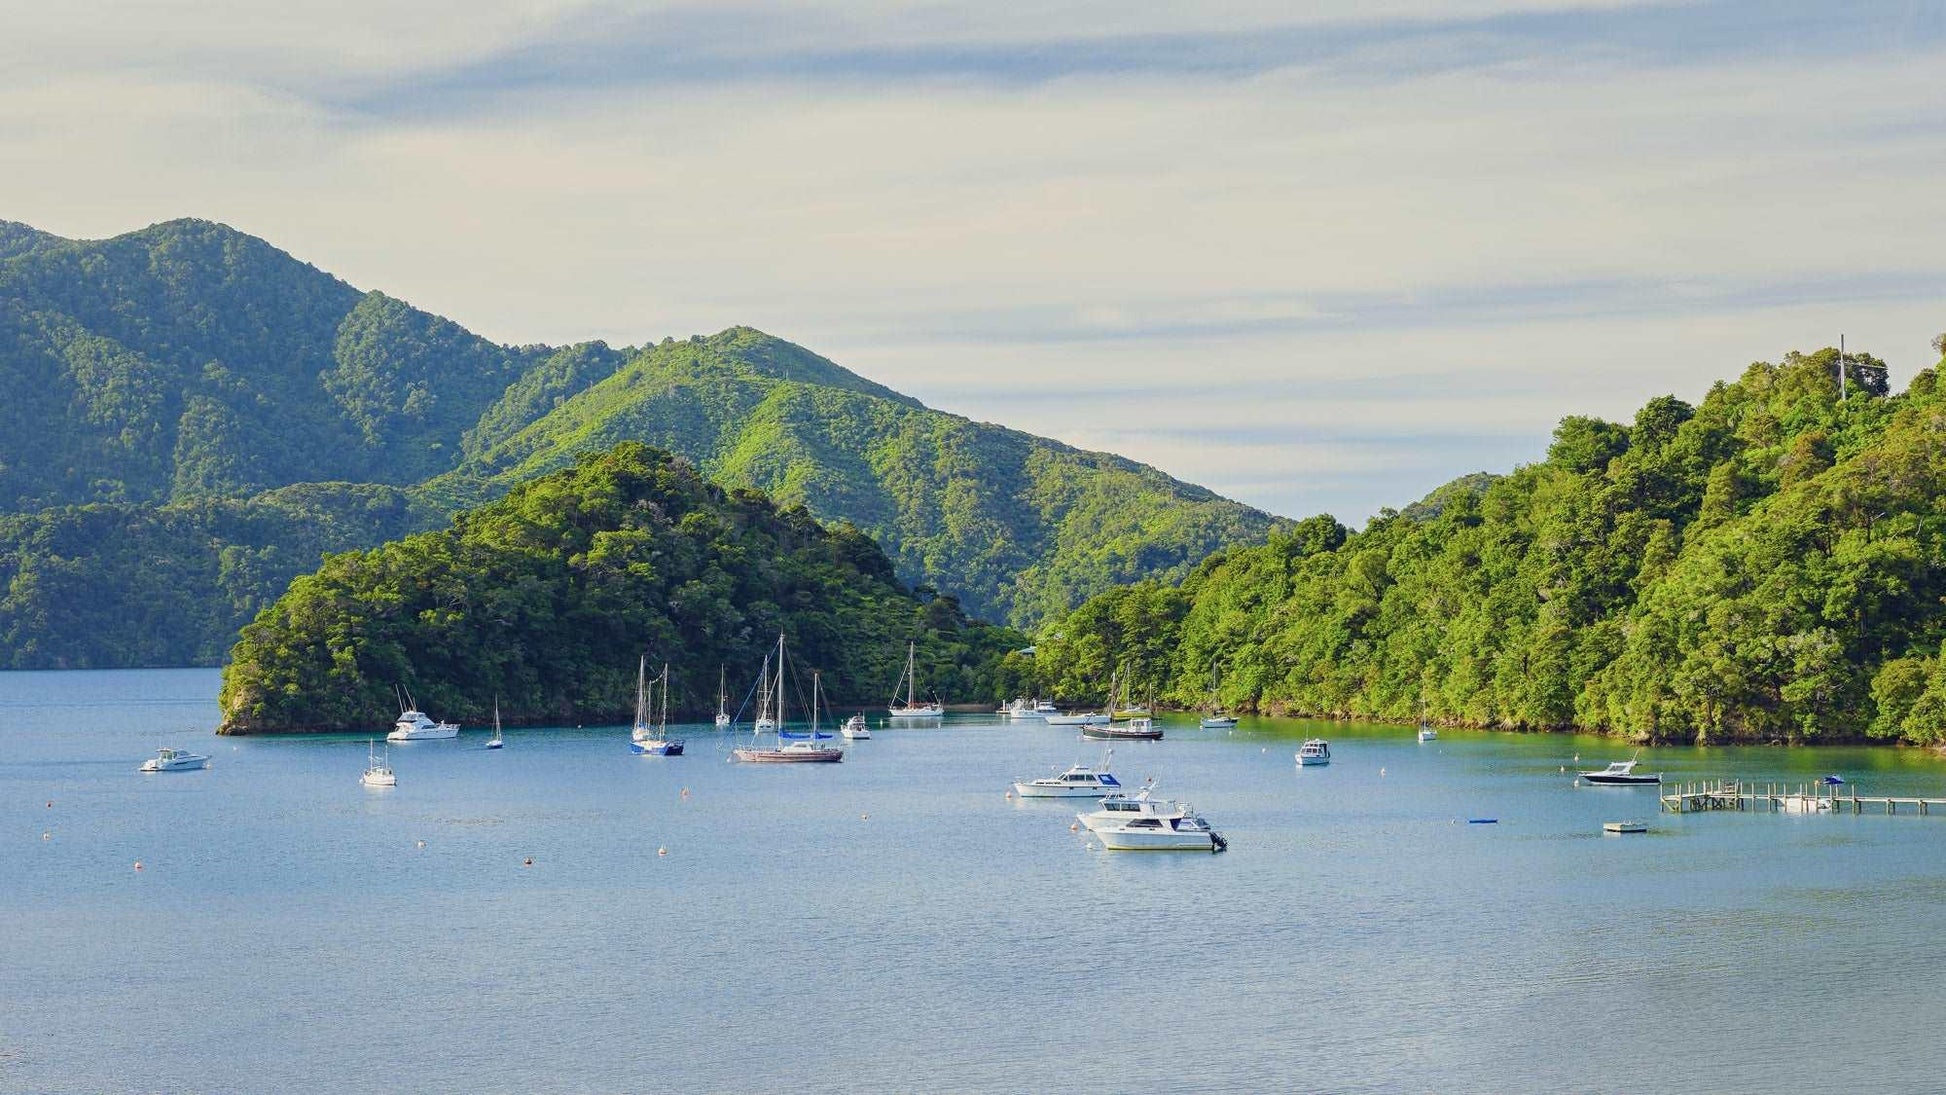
[1013,782,1117,798]
[1045,714,1110,726]
[1581,774,1660,785]
[630,740,685,756]
[360,773,396,787]
[140,756,209,772]
[1200,717,1238,729]
[888,707,944,719]
[734,748,842,763]
[1296,756,1330,766]
[1095,828,1223,852]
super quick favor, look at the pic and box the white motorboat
[1296,739,1331,766]
[139,747,209,772]
[1077,785,1183,832]
[1200,714,1239,729]
[1777,792,1834,814]
[841,714,871,740]
[997,697,1041,719]
[1032,699,1060,717]
[1579,757,1660,785]
[735,637,843,764]
[888,640,944,718]
[360,740,396,788]
[1012,751,1124,798]
[1094,813,1227,853]
[388,695,459,741]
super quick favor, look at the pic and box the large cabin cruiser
[1094,813,1227,853]
[1296,739,1331,766]
[388,708,459,741]
[1013,753,1124,798]
[139,747,209,772]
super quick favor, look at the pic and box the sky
[4,1,1945,521]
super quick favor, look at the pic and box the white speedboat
[360,740,396,788]
[388,707,459,741]
[1296,739,1331,766]
[1013,751,1124,798]
[888,641,945,718]
[1032,699,1060,717]
[1094,813,1227,853]
[1200,713,1239,729]
[139,747,209,772]
[841,714,871,740]
[997,697,1043,719]
[1579,758,1660,785]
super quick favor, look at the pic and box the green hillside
[219,444,1030,733]
[1035,342,1946,745]
[433,326,1274,627]
[0,219,1273,667]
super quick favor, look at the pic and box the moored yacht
[629,660,685,756]
[1077,785,1182,831]
[735,637,844,764]
[1094,813,1227,853]
[841,714,871,740]
[388,699,459,741]
[1296,739,1331,766]
[360,740,396,788]
[888,641,945,718]
[1200,713,1239,730]
[1579,757,1660,785]
[714,666,732,729]
[139,747,209,772]
[1083,716,1163,741]
[1046,710,1111,726]
[1012,751,1124,798]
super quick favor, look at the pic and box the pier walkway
[1662,779,1946,816]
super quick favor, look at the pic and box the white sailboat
[630,661,685,756]
[714,665,732,729]
[735,635,843,763]
[754,652,777,733]
[360,740,396,788]
[888,640,944,718]
[486,699,504,749]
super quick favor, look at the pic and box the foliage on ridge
[1037,343,1946,745]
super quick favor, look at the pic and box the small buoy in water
[46,801,53,808]
[1069,822,1079,832]
[861,813,869,820]
[133,860,143,871]
[657,847,668,857]
[1574,754,1580,762]
[1380,767,1386,777]
[1560,765,1566,772]
[42,831,51,840]
[680,788,690,799]
[1573,779,1581,787]
[523,857,533,867]
[1004,790,1013,799]
[1085,843,1097,851]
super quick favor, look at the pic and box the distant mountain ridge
[0,218,1274,667]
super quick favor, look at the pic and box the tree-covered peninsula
[1035,342,1946,746]
[218,443,1030,734]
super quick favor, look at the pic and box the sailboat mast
[635,655,648,731]
[660,664,670,731]
[907,641,917,708]
[775,633,787,728]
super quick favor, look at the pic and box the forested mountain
[432,326,1271,626]
[1035,342,1946,745]
[220,444,1032,733]
[0,219,1272,667]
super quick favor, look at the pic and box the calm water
[6,669,1946,1093]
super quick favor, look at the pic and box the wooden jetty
[1662,779,1946,816]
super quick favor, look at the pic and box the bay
[4,668,1945,1092]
